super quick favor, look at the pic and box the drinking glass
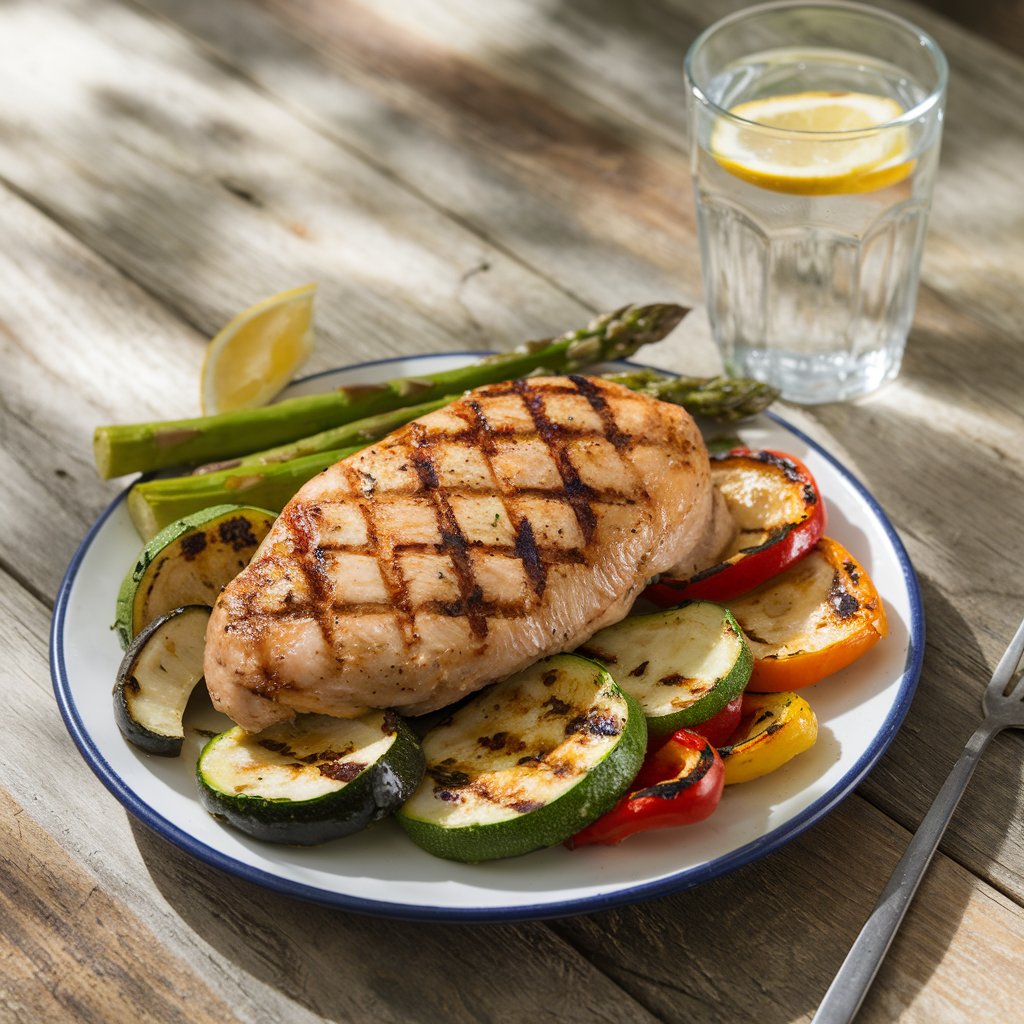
[685,1,947,404]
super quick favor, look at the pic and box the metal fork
[812,613,1024,1024]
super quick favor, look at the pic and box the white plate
[51,354,924,921]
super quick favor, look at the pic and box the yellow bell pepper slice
[718,691,817,785]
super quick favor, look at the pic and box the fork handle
[812,723,997,1024]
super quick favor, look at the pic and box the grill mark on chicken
[312,485,637,511]
[340,461,417,644]
[278,502,334,647]
[568,374,629,449]
[569,373,651,505]
[313,539,586,569]
[464,397,548,599]
[513,379,597,543]
[471,382,581,400]
[409,423,488,639]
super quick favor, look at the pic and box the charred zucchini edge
[396,654,647,863]
[113,604,212,757]
[196,713,426,845]
[114,502,275,650]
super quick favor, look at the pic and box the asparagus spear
[128,367,778,539]
[128,445,363,540]
[193,395,454,474]
[95,303,688,479]
[602,369,779,422]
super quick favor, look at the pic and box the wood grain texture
[0,0,585,356]
[0,788,242,1024]
[919,0,1024,57]
[550,796,1024,1023]
[137,0,1024,342]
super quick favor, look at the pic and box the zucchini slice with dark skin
[196,711,425,845]
[578,601,752,738]
[115,503,275,649]
[113,604,212,757]
[396,653,647,863]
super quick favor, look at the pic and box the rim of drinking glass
[684,0,948,136]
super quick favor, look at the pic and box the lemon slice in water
[200,283,317,414]
[710,91,912,195]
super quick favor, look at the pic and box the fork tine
[989,612,1024,693]
[1009,672,1024,702]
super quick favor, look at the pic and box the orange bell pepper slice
[726,536,887,691]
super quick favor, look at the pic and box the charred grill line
[317,539,586,567]
[468,382,582,400]
[567,374,629,449]
[279,502,334,647]
[569,374,651,503]
[315,485,637,510]
[464,397,547,600]
[340,462,418,645]
[513,379,598,543]
[513,520,547,598]
[409,423,489,639]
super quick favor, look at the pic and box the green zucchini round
[115,503,275,649]
[578,601,752,737]
[196,711,425,845]
[396,654,647,862]
[113,604,211,757]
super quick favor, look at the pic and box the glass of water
[685,1,947,404]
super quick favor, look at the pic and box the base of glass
[724,343,903,405]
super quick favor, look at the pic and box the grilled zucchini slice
[113,604,211,757]
[115,503,275,649]
[396,654,646,862]
[196,711,425,845]
[578,601,752,738]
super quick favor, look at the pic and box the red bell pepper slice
[567,730,724,848]
[689,694,743,747]
[644,448,826,605]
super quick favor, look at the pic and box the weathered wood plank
[137,0,702,309]
[550,795,1024,1023]
[918,0,1024,57]
[0,0,586,360]
[0,188,204,599]
[0,787,243,1024]
[0,569,660,1024]
[139,0,1024,344]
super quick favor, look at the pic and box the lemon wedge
[710,91,912,195]
[200,283,317,414]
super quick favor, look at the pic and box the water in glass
[692,47,942,404]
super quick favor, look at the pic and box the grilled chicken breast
[205,375,715,732]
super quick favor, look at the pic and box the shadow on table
[131,818,650,1024]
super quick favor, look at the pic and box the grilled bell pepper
[718,691,818,785]
[645,448,825,605]
[728,536,887,692]
[567,730,724,847]
[690,694,744,747]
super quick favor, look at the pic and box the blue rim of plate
[50,352,924,922]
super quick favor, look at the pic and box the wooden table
[3,1,1023,1020]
